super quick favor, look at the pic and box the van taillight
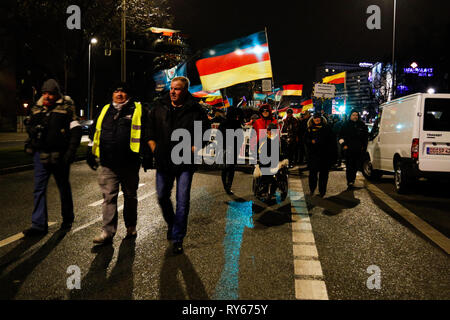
[411,138,419,159]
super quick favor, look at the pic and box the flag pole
[264,27,280,123]
[265,26,283,160]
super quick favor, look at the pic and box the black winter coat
[26,95,81,161]
[304,117,336,166]
[145,93,209,173]
[339,120,368,155]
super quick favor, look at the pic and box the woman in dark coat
[304,112,337,197]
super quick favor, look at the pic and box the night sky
[171,0,450,93]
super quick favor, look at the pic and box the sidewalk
[0,132,28,142]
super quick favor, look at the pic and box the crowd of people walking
[22,76,369,255]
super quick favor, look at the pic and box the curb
[0,156,87,175]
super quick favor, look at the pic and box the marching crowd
[21,77,369,255]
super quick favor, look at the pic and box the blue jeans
[31,152,74,230]
[156,170,194,243]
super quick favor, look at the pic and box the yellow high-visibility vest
[92,102,142,157]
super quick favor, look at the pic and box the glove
[86,149,98,170]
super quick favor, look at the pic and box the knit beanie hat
[41,79,62,98]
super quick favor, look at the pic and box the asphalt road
[0,162,448,300]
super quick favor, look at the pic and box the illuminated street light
[88,37,98,119]
[427,88,435,94]
[388,0,397,102]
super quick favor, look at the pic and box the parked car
[362,93,450,193]
[79,119,94,136]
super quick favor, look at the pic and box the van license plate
[427,147,450,155]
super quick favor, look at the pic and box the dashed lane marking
[0,222,57,249]
[72,190,157,234]
[289,175,329,300]
[88,183,146,207]
[363,178,450,255]
[295,280,328,300]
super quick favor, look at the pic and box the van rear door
[419,97,450,172]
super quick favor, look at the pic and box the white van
[362,93,450,193]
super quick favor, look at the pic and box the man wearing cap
[23,79,82,236]
[281,108,299,168]
[304,112,336,197]
[250,104,278,160]
[87,83,148,244]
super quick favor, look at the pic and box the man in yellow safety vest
[86,83,148,244]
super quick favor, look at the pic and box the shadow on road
[0,230,67,299]
[253,201,292,227]
[310,188,361,216]
[0,235,45,272]
[227,193,292,228]
[70,237,136,300]
[159,246,209,300]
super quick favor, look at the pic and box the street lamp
[390,0,397,101]
[87,37,97,120]
[121,0,126,82]
[427,88,435,94]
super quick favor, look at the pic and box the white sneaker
[93,230,113,244]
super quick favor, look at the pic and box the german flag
[196,31,273,91]
[301,99,313,112]
[322,72,346,85]
[205,96,223,106]
[282,84,303,96]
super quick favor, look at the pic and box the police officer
[23,79,82,236]
[87,83,148,244]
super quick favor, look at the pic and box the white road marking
[88,183,146,207]
[295,280,329,300]
[289,176,329,300]
[292,232,315,243]
[293,244,318,258]
[363,178,450,255]
[72,190,156,234]
[0,222,57,249]
[294,260,324,276]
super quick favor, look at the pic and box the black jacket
[281,116,299,144]
[145,93,209,173]
[304,117,336,165]
[218,110,243,163]
[26,95,81,162]
[339,119,368,155]
[89,100,148,169]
